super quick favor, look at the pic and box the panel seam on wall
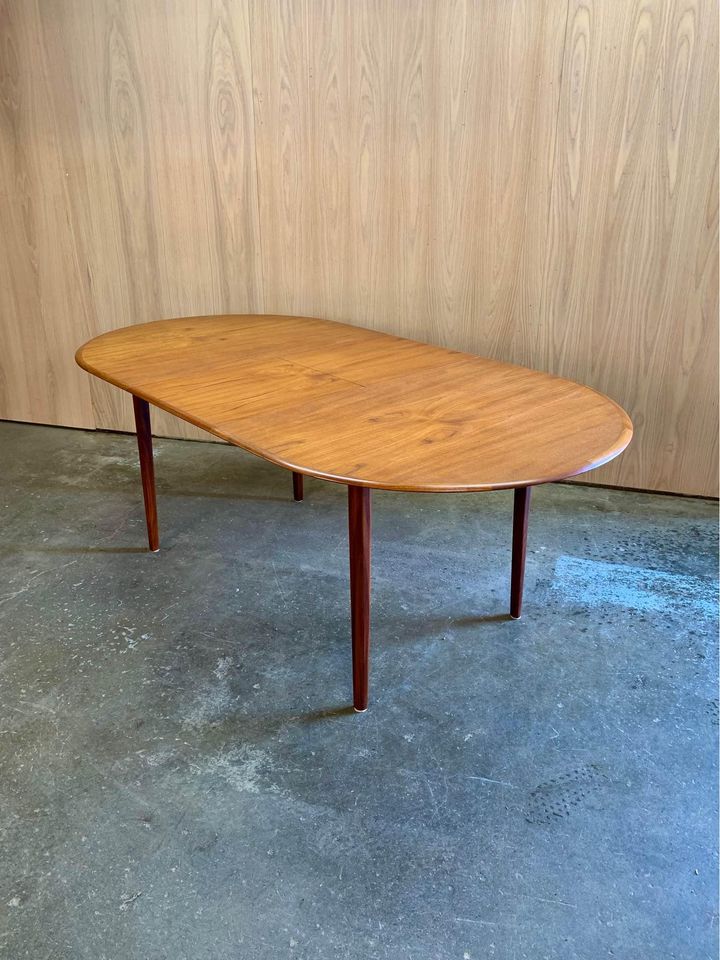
[246,1,266,313]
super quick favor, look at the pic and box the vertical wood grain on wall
[0,0,95,428]
[0,1,717,495]
[539,0,719,493]
[26,0,264,441]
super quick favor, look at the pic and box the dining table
[76,314,632,711]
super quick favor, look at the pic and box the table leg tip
[353,705,368,713]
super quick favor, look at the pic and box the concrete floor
[0,420,717,960]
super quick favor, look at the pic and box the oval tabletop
[76,315,632,492]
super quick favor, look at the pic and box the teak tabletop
[77,314,632,710]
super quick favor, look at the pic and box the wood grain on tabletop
[76,314,632,493]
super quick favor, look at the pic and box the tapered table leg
[132,395,159,553]
[510,486,531,619]
[348,485,371,711]
[292,471,304,501]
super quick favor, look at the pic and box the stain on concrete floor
[0,421,717,959]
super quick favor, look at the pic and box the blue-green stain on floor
[553,554,717,618]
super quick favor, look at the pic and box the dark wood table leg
[510,486,531,619]
[348,485,371,711]
[132,395,159,553]
[292,471,304,501]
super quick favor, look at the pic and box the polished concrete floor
[0,420,717,960]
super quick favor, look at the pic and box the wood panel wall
[0,0,717,495]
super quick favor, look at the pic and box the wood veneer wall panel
[16,0,264,442]
[249,2,568,342]
[0,0,95,429]
[538,0,718,494]
[427,1,569,363]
